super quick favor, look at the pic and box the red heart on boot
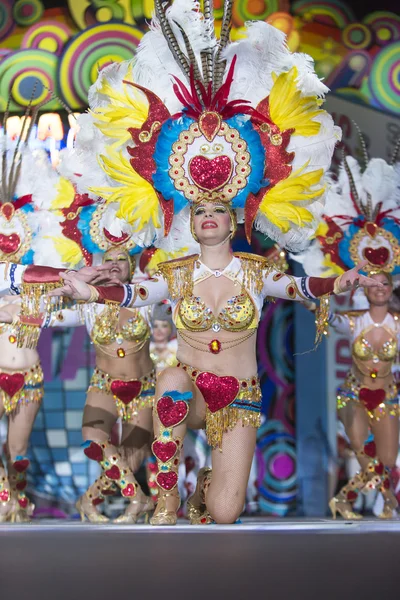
[196,372,240,413]
[92,497,104,506]
[18,497,28,509]
[83,442,104,462]
[0,489,9,502]
[156,396,188,428]
[347,491,357,501]
[189,155,233,191]
[156,471,178,491]
[359,388,386,412]
[13,458,30,473]
[0,373,25,399]
[16,480,27,491]
[110,380,142,406]
[375,462,384,475]
[105,465,120,480]
[121,483,136,498]
[152,440,178,463]
[364,441,377,457]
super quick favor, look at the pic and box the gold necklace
[95,336,149,359]
[178,330,255,354]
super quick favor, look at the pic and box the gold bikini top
[91,304,150,347]
[175,289,258,333]
[352,327,398,363]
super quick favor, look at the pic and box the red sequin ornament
[121,483,136,498]
[105,465,121,480]
[359,388,385,411]
[110,380,142,406]
[0,489,9,502]
[196,372,240,413]
[152,440,178,463]
[347,491,357,501]
[0,372,25,399]
[18,497,28,508]
[189,155,233,191]
[0,233,21,255]
[156,396,189,427]
[363,246,389,267]
[363,441,377,458]
[12,458,30,473]
[156,471,178,491]
[83,441,104,462]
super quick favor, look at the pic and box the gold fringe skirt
[89,366,156,422]
[177,362,262,449]
[0,363,44,415]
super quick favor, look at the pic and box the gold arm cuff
[314,294,330,346]
[333,275,345,295]
[87,284,100,303]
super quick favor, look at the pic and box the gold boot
[150,490,180,526]
[76,494,110,523]
[187,467,213,525]
[114,494,154,524]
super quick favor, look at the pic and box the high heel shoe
[113,496,154,524]
[329,497,363,520]
[76,496,110,523]
[0,473,11,523]
[187,467,213,525]
[150,491,181,526]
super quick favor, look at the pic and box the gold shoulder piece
[157,254,198,300]
[336,310,367,318]
[234,252,273,295]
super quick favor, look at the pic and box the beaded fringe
[206,406,261,450]
[2,388,43,415]
[17,282,65,349]
[314,293,330,346]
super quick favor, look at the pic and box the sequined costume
[330,310,400,421]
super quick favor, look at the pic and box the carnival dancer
[41,1,389,526]
[295,130,400,519]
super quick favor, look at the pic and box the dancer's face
[365,273,392,306]
[192,201,232,245]
[153,319,172,344]
[103,248,131,283]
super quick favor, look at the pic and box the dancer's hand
[335,260,384,293]
[67,264,112,284]
[0,309,12,323]
[49,275,92,300]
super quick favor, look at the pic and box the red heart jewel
[18,497,28,509]
[16,480,27,491]
[105,465,120,480]
[0,489,9,502]
[156,471,178,491]
[152,440,178,463]
[0,373,25,399]
[13,458,30,473]
[83,441,104,462]
[121,483,136,498]
[110,379,142,406]
[363,440,377,458]
[102,488,117,496]
[92,497,104,506]
[383,478,390,489]
[199,112,222,141]
[156,396,188,428]
[359,388,386,412]
[375,462,384,476]
[347,491,357,501]
[0,233,22,256]
[189,155,233,191]
[363,246,389,267]
[196,372,240,413]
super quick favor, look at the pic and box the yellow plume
[45,236,83,267]
[259,163,325,233]
[91,74,149,148]
[51,177,75,210]
[90,149,161,231]
[322,255,345,277]
[269,67,323,136]
[147,248,189,274]
[315,220,329,238]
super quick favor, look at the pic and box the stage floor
[1,517,399,599]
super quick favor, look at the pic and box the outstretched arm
[48,272,170,307]
[262,260,382,302]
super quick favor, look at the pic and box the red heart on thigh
[156,471,178,491]
[111,380,142,406]
[105,465,120,480]
[359,388,386,411]
[152,440,178,463]
[83,442,104,462]
[156,396,188,427]
[196,372,240,413]
[0,373,25,399]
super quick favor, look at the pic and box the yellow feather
[315,220,329,237]
[91,76,149,147]
[269,67,323,136]
[90,149,161,231]
[45,236,83,267]
[322,255,345,277]
[147,248,189,274]
[50,177,76,210]
[259,163,325,232]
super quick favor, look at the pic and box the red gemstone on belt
[209,339,221,354]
